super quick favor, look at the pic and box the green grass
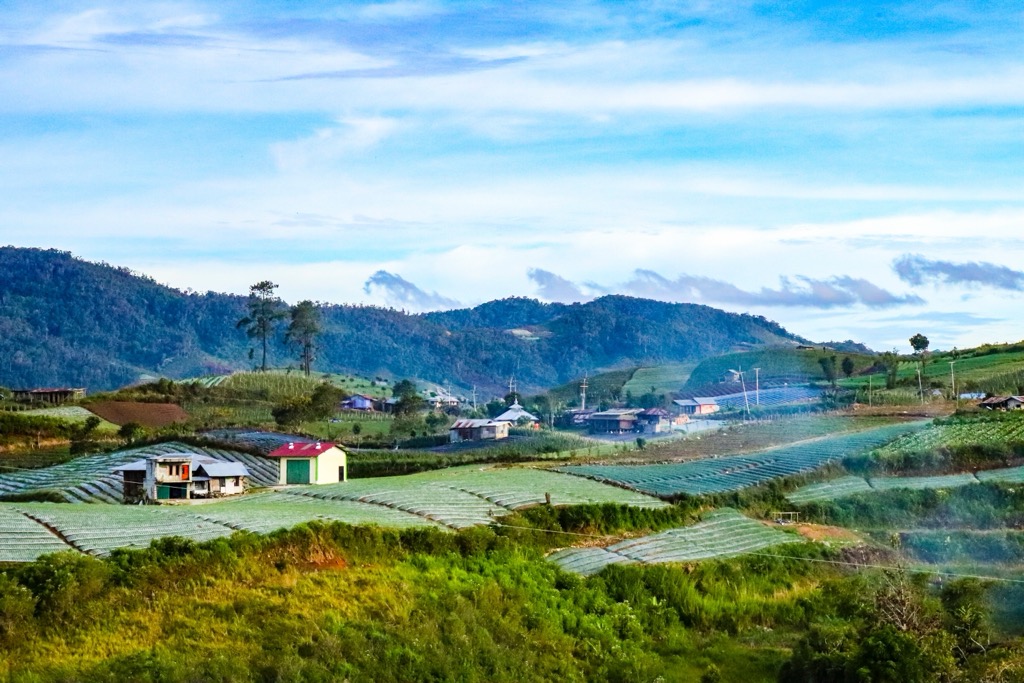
[686,347,876,388]
[21,406,118,432]
[622,363,695,396]
[544,368,637,407]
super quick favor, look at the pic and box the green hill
[0,247,808,393]
[685,347,878,389]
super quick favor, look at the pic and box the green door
[286,459,310,485]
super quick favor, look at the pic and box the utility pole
[950,360,957,409]
[917,366,925,405]
[738,369,750,418]
[580,374,589,411]
[868,375,872,407]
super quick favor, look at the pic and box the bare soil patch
[87,401,188,428]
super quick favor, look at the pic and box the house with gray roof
[116,453,250,503]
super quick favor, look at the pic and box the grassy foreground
[0,504,1021,683]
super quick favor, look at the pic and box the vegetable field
[0,507,73,562]
[788,465,1024,503]
[0,441,281,504]
[549,509,797,576]
[561,421,927,498]
[287,465,669,529]
[872,417,1024,458]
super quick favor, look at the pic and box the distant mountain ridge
[0,247,810,393]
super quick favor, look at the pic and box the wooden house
[588,409,642,434]
[637,408,671,433]
[449,419,510,443]
[12,387,86,404]
[980,396,1024,411]
[267,441,348,485]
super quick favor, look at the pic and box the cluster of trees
[236,281,321,376]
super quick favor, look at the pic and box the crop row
[549,509,796,576]
[787,464,1024,503]
[284,465,668,528]
[560,421,926,498]
[0,441,281,504]
[873,419,1024,458]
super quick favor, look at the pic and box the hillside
[685,347,878,389]
[0,247,807,393]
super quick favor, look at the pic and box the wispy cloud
[893,254,1024,291]
[362,270,459,310]
[526,268,923,309]
[527,268,591,303]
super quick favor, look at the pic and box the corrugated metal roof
[267,441,337,458]
[494,402,538,423]
[451,419,498,429]
[197,462,250,478]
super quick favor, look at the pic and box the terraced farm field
[0,464,669,560]
[0,507,73,561]
[0,441,280,503]
[286,465,669,528]
[788,464,1024,504]
[549,509,798,576]
[561,421,927,498]
[872,417,1024,458]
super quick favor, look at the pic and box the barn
[267,441,348,486]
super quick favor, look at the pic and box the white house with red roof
[267,441,348,486]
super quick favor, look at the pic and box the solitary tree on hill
[841,356,855,379]
[237,280,286,372]
[285,300,321,376]
[910,333,930,355]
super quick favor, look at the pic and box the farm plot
[549,509,797,576]
[714,386,822,410]
[0,507,73,562]
[786,476,874,504]
[196,493,439,534]
[283,465,668,528]
[561,422,926,498]
[16,504,234,556]
[872,418,1024,458]
[786,471,1013,503]
[0,441,279,504]
[870,473,980,492]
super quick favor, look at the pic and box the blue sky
[1,1,1023,351]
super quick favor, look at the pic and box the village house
[494,401,539,427]
[636,408,672,434]
[588,408,643,434]
[12,387,86,404]
[449,418,510,443]
[980,396,1024,411]
[267,441,348,485]
[340,394,379,411]
[674,397,720,416]
[116,453,249,503]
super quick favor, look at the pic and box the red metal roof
[267,441,336,458]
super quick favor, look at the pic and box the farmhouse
[588,409,642,434]
[674,397,720,416]
[449,419,510,443]
[116,454,249,503]
[557,408,595,428]
[637,408,671,434]
[12,387,86,404]
[341,394,379,411]
[980,396,1024,411]
[267,441,348,486]
[494,401,539,426]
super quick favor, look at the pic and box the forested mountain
[0,247,808,392]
